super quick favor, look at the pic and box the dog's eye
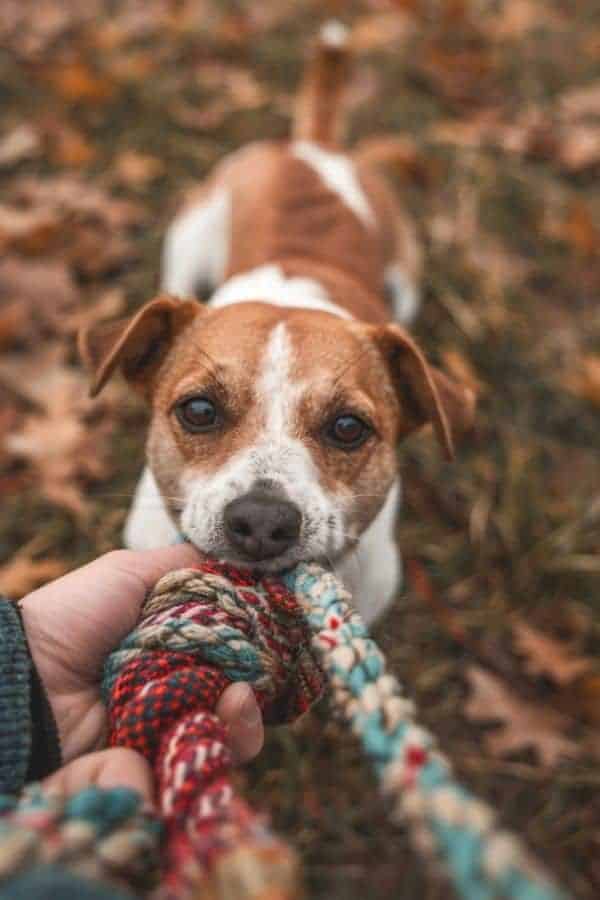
[325,414,372,449]
[175,396,219,433]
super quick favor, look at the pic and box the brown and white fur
[80,23,474,625]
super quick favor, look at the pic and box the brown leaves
[42,61,116,105]
[0,348,118,519]
[0,124,40,168]
[512,619,593,686]
[0,175,144,277]
[0,257,79,344]
[114,151,164,188]
[565,356,600,408]
[0,538,69,598]
[465,666,578,767]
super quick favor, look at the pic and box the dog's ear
[79,295,200,397]
[373,323,476,460]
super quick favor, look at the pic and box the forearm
[0,598,61,795]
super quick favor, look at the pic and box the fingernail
[237,684,261,728]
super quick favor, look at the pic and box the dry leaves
[114,151,164,188]
[465,666,578,767]
[565,356,600,408]
[0,175,145,277]
[0,124,40,168]
[0,538,69,597]
[0,348,118,519]
[0,257,80,343]
[42,61,117,105]
[512,619,593,686]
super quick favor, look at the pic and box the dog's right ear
[79,295,200,398]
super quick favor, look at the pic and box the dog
[80,22,474,625]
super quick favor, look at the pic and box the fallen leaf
[0,205,61,254]
[114,151,164,187]
[354,135,434,184]
[0,540,69,597]
[171,97,231,131]
[440,348,486,395]
[0,124,40,168]
[0,302,29,348]
[62,288,127,334]
[484,0,565,38]
[43,61,116,104]
[466,238,533,293]
[193,62,268,116]
[512,619,593,686]
[66,223,138,277]
[558,82,600,121]
[0,350,117,518]
[465,666,578,767]
[12,175,145,229]
[561,672,600,727]
[558,124,600,172]
[350,12,416,51]
[0,257,80,340]
[44,120,97,167]
[564,356,600,408]
[561,201,600,256]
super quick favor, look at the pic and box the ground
[0,1,599,897]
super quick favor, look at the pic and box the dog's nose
[224,491,302,561]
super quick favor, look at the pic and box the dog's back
[162,22,421,326]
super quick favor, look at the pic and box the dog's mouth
[178,527,307,573]
[178,522,351,575]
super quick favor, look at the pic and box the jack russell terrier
[80,23,475,625]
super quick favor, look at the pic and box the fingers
[43,748,154,806]
[216,683,264,764]
[102,544,204,595]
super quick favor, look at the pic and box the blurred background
[0,1,599,897]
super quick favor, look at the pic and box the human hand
[43,748,155,805]
[20,546,264,764]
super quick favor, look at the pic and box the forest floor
[1,1,599,897]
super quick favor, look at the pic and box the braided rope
[283,563,569,900]
[102,561,323,900]
[0,560,571,900]
[0,784,159,894]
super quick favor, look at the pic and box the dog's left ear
[373,323,476,460]
[79,294,200,398]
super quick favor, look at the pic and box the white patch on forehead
[292,141,375,227]
[178,321,346,570]
[259,322,298,437]
[209,263,351,319]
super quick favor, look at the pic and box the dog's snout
[224,491,301,561]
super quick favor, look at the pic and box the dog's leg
[161,188,230,297]
[336,479,402,626]
[123,467,180,550]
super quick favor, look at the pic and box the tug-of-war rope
[0,560,569,900]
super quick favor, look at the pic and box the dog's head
[80,295,474,570]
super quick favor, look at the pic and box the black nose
[224,491,302,561]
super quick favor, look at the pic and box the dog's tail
[292,20,352,147]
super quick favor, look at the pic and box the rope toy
[0,783,158,895]
[0,559,570,900]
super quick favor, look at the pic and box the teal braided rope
[0,783,159,893]
[283,563,570,900]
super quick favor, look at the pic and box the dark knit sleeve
[0,599,31,795]
[0,598,61,795]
